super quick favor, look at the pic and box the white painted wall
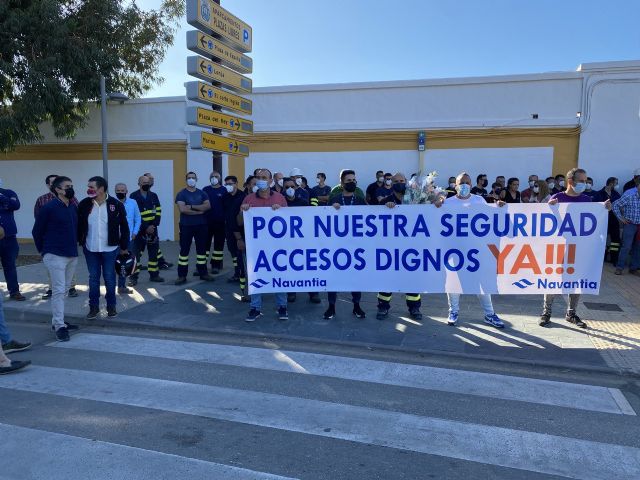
[2,160,175,240]
[246,147,554,191]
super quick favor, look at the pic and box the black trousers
[377,292,421,310]
[226,232,246,293]
[607,212,621,264]
[178,224,208,278]
[131,234,159,279]
[206,220,226,269]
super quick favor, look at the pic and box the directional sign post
[186,0,252,175]
[189,131,250,156]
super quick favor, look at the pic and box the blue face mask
[456,184,471,197]
[255,180,269,191]
[574,182,587,193]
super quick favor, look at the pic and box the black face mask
[482,180,488,188]
[63,188,75,199]
[344,182,357,193]
[116,192,126,200]
[392,183,407,193]
[141,184,151,192]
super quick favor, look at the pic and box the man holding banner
[239,168,288,322]
[324,169,367,320]
[444,172,506,328]
[539,168,611,328]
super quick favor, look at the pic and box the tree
[0,0,185,152]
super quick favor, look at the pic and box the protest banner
[243,203,608,295]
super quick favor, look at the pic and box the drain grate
[584,302,623,312]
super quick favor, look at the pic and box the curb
[7,308,640,379]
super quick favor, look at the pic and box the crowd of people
[0,166,639,374]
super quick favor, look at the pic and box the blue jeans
[84,247,118,307]
[616,223,640,270]
[0,292,11,344]
[250,292,287,311]
[0,236,19,294]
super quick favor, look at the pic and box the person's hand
[604,199,612,211]
[236,239,245,251]
[332,203,341,210]
[434,197,444,208]
[241,204,251,211]
[548,198,559,205]
[271,204,281,210]
[620,217,630,225]
[131,234,136,240]
[496,200,506,207]
[145,225,155,234]
[385,202,396,209]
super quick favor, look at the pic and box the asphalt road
[2,322,640,480]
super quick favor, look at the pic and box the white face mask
[614,184,620,191]
[316,178,322,184]
[558,180,565,187]
[586,183,592,190]
[224,184,234,193]
[529,181,536,188]
[384,179,392,186]
[269,181,275,188]
[377,176,384,183]
[449,182,456,189]
[277,179,284,187]
[251,185,259,193]
[295,178,302,186]
[285,187,295,197]
[533,186,540,193]
[548,182,555,190]
[210,177,219,186]
[186,178,196,187]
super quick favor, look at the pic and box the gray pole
[100,75,108,183]
[210,0,223,174]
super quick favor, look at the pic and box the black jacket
[77,195,129,250]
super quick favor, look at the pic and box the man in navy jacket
[0,179,25,301]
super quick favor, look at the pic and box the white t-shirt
[446,194,486,207]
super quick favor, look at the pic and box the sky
[138,0,640,98]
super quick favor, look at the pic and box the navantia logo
[512,278,534,289]
[250,279,268,289]
[200,2,211,22]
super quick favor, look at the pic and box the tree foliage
[0,0,184,151]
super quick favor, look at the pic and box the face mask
[87,188,97,198]
[392,183,407,193]
[63,187,75,200]
[377,176,384,183]
[558,180,565,187]
[224,184,235,193]
[456,184,471,197]
[482,180,488,188]
[344,182,357,193]
[529,181,535,188]
[140,184,150,192]
[449,183,456,189]
[614,184,620,191]
[285,187,295,197]
[210,177,219,186]
[548,182,555,190]
[186,178,196,187]
[251,185,259,193]
[385,179,392,186]
[295,178,302,186]
[586,183,592,190]
[574,182,587,193]
[115,192,126,200]
[277,179,284,187]
[256,179,269,191]
[533,186,540,194]
[316,178,322,184]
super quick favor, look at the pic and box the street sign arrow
[186,106,253,135]
[187,0,252,53]
[187,56,252,94]
[189,131,250,156]
[187,30,252,74]
[186,81,252,115]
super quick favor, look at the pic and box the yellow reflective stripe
[405,294,421,301]
[377,293,392,302]
[178,256,189,261]
[310,198,318,206]
[232,258,238,266]
[148,267,159,272]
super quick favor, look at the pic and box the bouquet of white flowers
[403,171,445,204]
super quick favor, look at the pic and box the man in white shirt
[443,172,507,329]
[77,176,130,320]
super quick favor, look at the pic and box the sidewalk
[3,241,640,375]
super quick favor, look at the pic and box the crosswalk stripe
[0,422,297,480]
[50,333,635,415]
[2,366,640,480]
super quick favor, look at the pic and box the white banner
[244,203,608,295]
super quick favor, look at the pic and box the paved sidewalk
[3,241,640,374]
